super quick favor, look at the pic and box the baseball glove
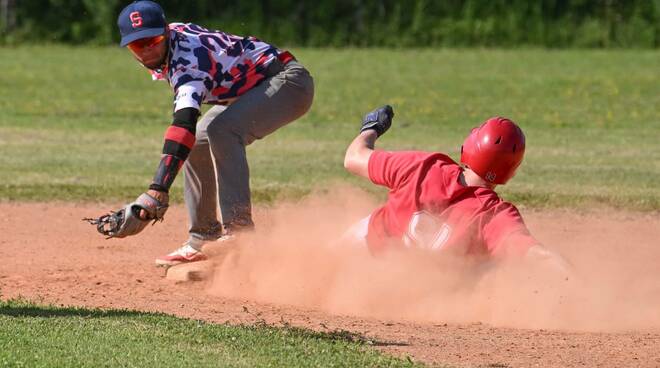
[360,105,394,137]
[84,193,168,239]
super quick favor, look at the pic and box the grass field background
[0,46,658,210]
[0,46,658,366]
[0,299,419,367]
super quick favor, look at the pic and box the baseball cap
[117,1,166,47]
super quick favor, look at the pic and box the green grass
[0,46,658,210]
[0,299,421,367]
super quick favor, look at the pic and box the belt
[277,50,296,65]
[264,51,297,78]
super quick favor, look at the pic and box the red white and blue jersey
[151,23,286,112]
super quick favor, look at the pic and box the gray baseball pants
[183,60,314,240]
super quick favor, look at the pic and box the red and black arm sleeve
[149,107,200,193]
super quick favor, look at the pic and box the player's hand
[360,105,394,137]
[138,190,169,220]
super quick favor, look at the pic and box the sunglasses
[127,34,166,53]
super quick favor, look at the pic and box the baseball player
[86,1,314,267]
[344,106,570,271]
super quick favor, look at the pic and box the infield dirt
[1,189,659,367]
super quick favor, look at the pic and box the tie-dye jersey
[151,23,280,112]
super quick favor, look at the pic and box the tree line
[1,0,658,47]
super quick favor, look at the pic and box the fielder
[344,106,570,271]
[85,1,314,267]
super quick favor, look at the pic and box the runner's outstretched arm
[344,105,394,179]
[344,130,378,179]
[524,244,575,281]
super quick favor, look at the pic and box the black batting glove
[360,105,394,137]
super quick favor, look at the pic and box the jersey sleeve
[367,150,427,189]
[171,69,211,112]
[482,204,538,257]
[149,108,200,193]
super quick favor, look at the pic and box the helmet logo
[485,171,496,182]
[130,11,143,28]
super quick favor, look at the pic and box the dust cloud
[205,187,660,332]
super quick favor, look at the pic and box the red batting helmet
[460,117,526,185]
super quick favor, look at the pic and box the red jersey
[367,150,537,257]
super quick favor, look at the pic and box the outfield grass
[0,299,420,367]
[0,46,658,210]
